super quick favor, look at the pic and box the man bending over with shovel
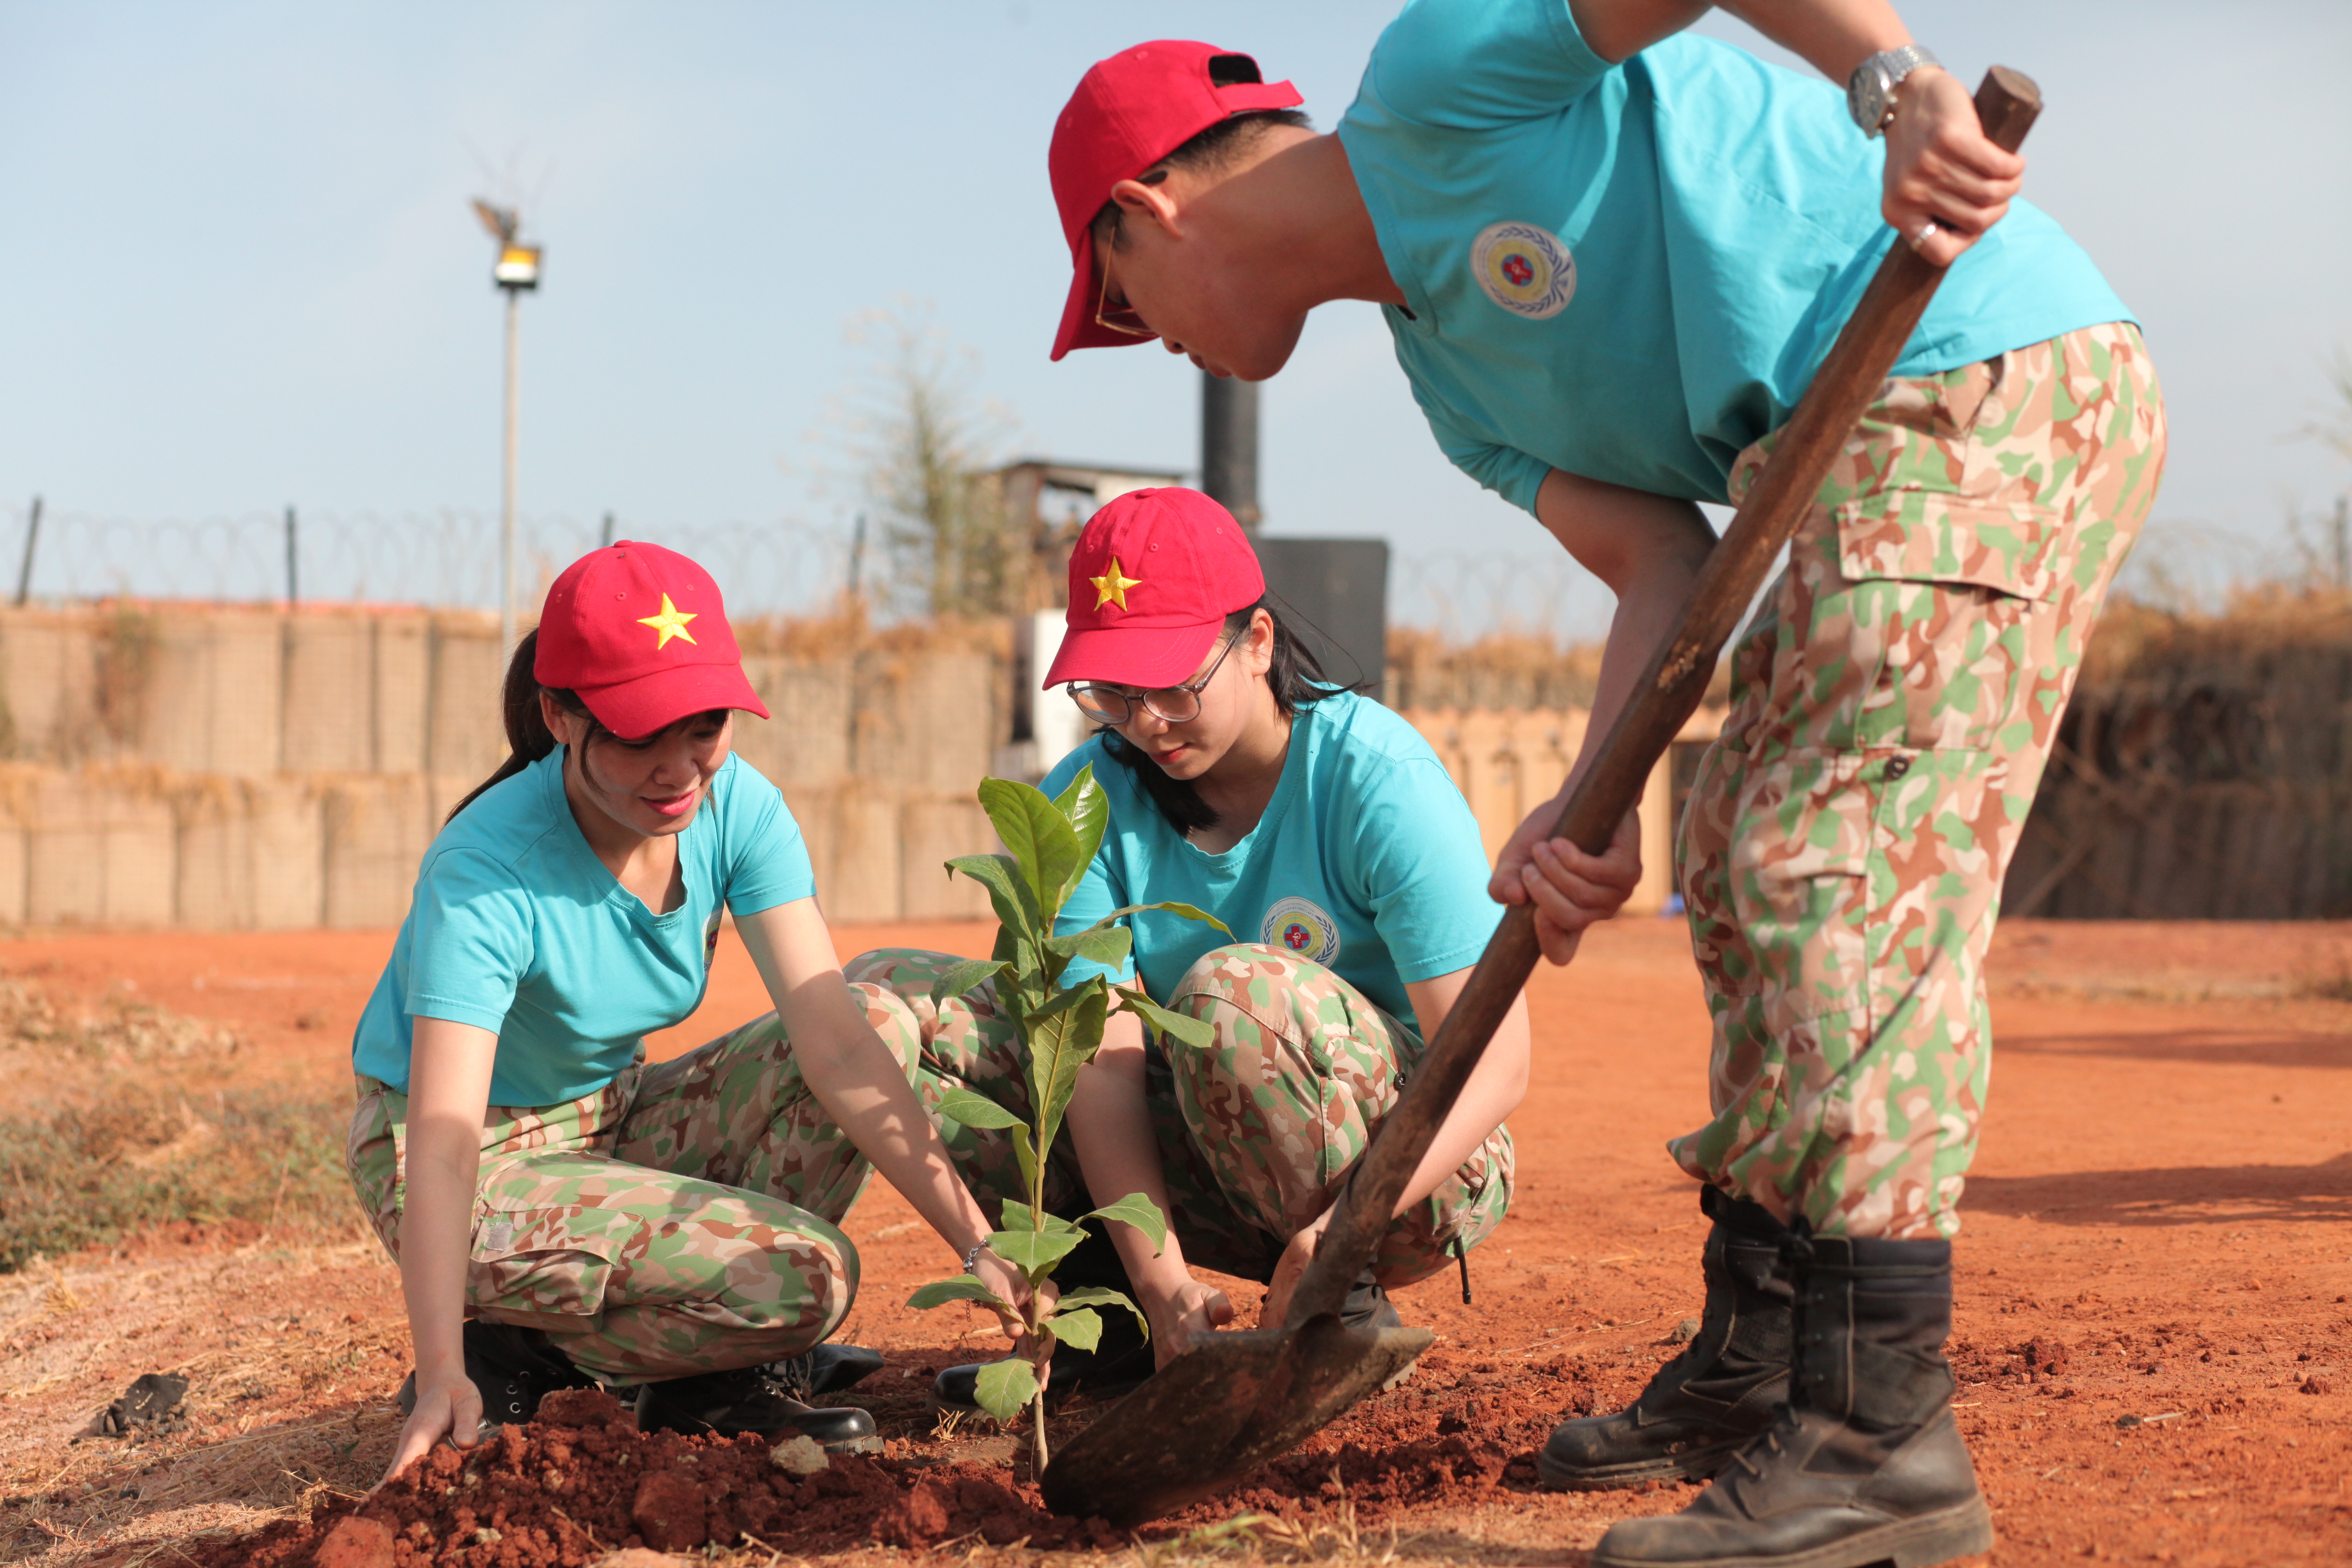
[1042,4,2164,1566]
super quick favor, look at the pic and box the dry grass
[0,1232,405,1566]
[0,977,351,1273]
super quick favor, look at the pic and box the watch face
[1849,67,1890,133]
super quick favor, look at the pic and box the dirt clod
[630,1470,705,1551]
[872,1478,953,1548]
[536,1387,629,1428]
[312,1515,396,1568]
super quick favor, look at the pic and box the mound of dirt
[175,1387,1129,1565]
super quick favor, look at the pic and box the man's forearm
[1573,547,1709,792]
[1717,1,1912,84]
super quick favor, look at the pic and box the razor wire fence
[0,502,856,619]
[0,498,1628,640]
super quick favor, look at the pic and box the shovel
[1040,68,2045,1529]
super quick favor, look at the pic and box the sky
[2,1,2347,632]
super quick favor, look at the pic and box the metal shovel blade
[1040,1315,1433,1527]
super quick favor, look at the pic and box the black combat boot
[764,1342,887,1400]
[637,1364,881,1453]
[1591,1233,1992,1568]
[397,1319,596,1433]
[1540,1186,1792,1490]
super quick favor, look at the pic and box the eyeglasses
[1093,240,1155,339]
[1068,634,1238,727]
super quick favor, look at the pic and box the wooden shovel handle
[1285,67,2043,1328]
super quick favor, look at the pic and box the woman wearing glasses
[851,487,1640,1408]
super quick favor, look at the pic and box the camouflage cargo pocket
[467,1202,637,1332]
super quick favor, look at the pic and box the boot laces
[1730,1416,1790,1477]
[760,1353,816,1402]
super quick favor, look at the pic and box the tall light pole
[1201,372,1261,534]
[473,199,542,652]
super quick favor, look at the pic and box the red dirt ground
[2,914,2348,1566]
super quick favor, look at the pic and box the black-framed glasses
[1068,634,1238,727]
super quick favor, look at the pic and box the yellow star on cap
[636,593,699,650]
[1091,556,1143,611]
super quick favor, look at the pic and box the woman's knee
[842,946,961,993]
[1171,943,1310,1027]
[697,1217,861,1341]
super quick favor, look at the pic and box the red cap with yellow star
[1043,486,1264,689]
[534,542,770,739]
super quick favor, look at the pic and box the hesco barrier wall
[2002,594,2352,919]
[0,603,1005,928]
[0,602,1728,929]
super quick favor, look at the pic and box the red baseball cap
[534,542,771,739]
[1043,487,1265,689]
[1047,41,1302,362]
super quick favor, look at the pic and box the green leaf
[1081,1191,1168,1254]
[1089,900,1232,936]
[1053,1285,1150,1337]
[928,958,1009,1007]
[1046,1306,1102,1352]
[972,1357,1040,1424]
[1044,924,1133,974]
[987,1225,1087,1281]
[932,1087,1024,1132]
[946,853,1046,949]
[1052,765,1110,903]
[1023,980,1110,1163]
[978,777,1086,927]
[1023,976,1100,1022]
[1114,986,1216,1051]
[906,1274,1011,1313]
[998,1202,1081,1236]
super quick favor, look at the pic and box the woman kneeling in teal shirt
[853,487,1639,1406]
[348,542,1040,1484]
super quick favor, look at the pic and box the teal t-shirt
[1336,0,2133,509]
[1042,691,1501,1034]
[349,748,815,1107]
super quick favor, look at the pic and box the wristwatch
[1847,44,1941,139]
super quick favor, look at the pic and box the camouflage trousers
[848,944,1514,1288]
[346,1010,913,1381]
[1672,321,2166,1239]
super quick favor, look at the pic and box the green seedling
[906,765,1226,1472]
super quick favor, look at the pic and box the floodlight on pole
[474,198,542,655]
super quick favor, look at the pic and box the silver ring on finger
[1907,219,1940,253]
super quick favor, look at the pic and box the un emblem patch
[1470,221,1577,320]
[1260,895,1340,966]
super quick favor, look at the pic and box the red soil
[4,914,2349,1565]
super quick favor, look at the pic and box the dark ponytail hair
[446,629,604,822]
[1098,596,1361,834]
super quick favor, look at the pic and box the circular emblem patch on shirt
[1261,896,1340,966]
[1470,221,1577,320]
